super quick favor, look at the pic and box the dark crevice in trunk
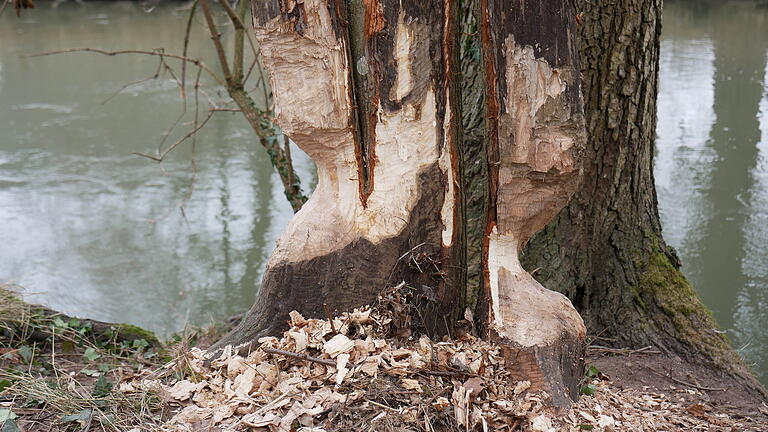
[345,0,377,206]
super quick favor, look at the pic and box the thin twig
[133,110,214,162]
[587,345,660,356]
[262,347,336,367]
[0,0,11,17]
[100,57,163,105]
[413,369,477,378]
[652,371,727,392]
[366,399,398,412]
[177,65,204,216]
[209,108,242,112]
[243,56,260,84]
[215,0,260,67]
[156,107,188,157]
[323,304,337,333]
[160,54,188,102]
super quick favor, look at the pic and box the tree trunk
[518,0,764,392]
[214,0,589,405]
[214,0,466,349]
[475,0,587,406]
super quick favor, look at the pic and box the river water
[656,1,768,379]
[0,2,314,335]
[1,2,768,379]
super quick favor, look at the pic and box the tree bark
[214,0,465,350]
[518,0,764,393]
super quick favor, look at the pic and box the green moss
[637,243,734,369]
[114,324,159,345]
[640,250,701,316]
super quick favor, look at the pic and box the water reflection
[0,2,312,336]
[656,38,716,261]
[657,1,768,379]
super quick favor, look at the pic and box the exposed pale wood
[479,0,587,406]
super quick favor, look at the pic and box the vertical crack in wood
[478,0,500,329]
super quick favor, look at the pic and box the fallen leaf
[514,380,531,395]
[401,378,423,393]
[167,380,206,401]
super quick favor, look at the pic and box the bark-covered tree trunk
[517,0,764,392]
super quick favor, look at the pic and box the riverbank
[2,286,767,431]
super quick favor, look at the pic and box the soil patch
[589,349,768,421]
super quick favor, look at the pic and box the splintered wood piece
[480,0,588,406]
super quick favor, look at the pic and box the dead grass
[0,285,170,431]
[2,371,165,431]
[0,285,27,324]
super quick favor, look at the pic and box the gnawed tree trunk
[477,0,587,406]
[214,0,465,349]
[214,0,589,405]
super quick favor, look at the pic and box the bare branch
[159,56,195,113]
[283,134,296,192]
[233,0,248,83]
[261,347,336,367]
[24,48,225,87]
[0,0,11,17]
[243,56,259,84]
[216,0,254,84]
[133,110,214,163]
[180,0,200,102]
[23,2,305,213]
[199,0,232,84]
[156,108,188,158]
[215,0,260,61]
[215,0,244,30]
[100,56,163,105]
[178,67,204,219]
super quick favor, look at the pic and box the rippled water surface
[0,2,313,335]
[656,1,768,380]
[2,0,768,381]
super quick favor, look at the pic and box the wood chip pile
[124,300,765,431]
